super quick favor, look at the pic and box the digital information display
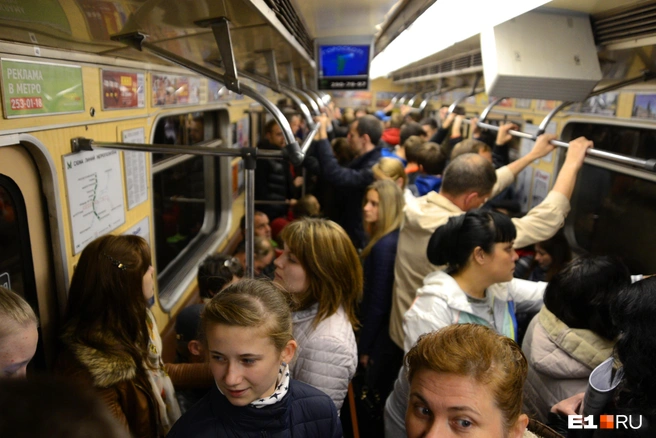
[318,45,370,90]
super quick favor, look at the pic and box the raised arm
[504,130,555,177]
[312,115,375,188]
[551,136,594,199]
[511,136,593,248]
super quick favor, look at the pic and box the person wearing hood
[384,210,549,437]
[522,255,633,422]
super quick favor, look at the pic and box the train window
[562,122,656,274]
[152,112,223,302]
[0,174,44,371]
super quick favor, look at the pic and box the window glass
[565,123,656,273]
[152,112,222,293]
[153,155,206,273]
[0,175,44,372]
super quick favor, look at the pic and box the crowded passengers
[4,100,655,438]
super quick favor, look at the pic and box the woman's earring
[281,361,287,367]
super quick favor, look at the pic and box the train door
[0,143,57,372]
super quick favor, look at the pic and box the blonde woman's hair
[279,219,362,328]
[372,157,407,189]
[202,279,294,352]
[406,324,528,433]
[361,180,404,258]
[0,287,38,338]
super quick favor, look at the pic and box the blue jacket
[380,147,407,166]
[167,380,342,438]
[313,138,380,250]
[359,230,399,357]
[414,174,442,196]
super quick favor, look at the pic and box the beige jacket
[522,307,614,423]
[389,165,571,348]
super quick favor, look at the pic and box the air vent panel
[264,0,314,58]
[593,2,656,47]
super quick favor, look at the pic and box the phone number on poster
[10,97,44,110]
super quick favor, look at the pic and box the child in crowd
[0,286,38,379]
[407,141,447,196]
[167,279,341,437]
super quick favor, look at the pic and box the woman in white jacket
[384,210,548,437]
[274,218,360,411]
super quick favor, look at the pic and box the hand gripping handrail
[473,121,656,171]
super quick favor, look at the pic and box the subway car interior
[1,0,656,436]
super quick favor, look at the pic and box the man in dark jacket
[255,119,296,220]
[312,114,383,250]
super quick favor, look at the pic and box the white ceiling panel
[290,0,400,38]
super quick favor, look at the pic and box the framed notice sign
[1,59,84,118]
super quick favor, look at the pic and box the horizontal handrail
[473,122,656,171]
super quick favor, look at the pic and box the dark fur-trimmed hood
[61,331,137,388]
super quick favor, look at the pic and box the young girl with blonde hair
[168,279,341,437]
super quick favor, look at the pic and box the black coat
[313,138,380,250]
[167,379,342,438]
[255,139,293,220]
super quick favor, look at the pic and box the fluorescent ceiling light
[370,0,551,79]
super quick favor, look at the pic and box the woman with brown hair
[56,235,210,438]
[273,218,361,410]
[405,324,560,437]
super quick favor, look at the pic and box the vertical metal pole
[242,148,257,278]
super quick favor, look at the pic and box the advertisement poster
[0,0,71,34]
[102,70,145,110]
[572,92,618,116]
[536,99,558,112]
[152,73,201,107]
[515,98,532,109]
[1,59,84,118]
[76,0,136,40]
[331,91,372,108]
[632,94,656,120]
